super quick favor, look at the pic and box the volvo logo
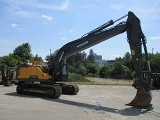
[77,41,88,48]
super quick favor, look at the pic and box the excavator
[0,65,17,86]
[151,70,160,90]
[16,11,152,107]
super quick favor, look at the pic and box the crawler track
[61,84,79,95]
[16,83,62,98]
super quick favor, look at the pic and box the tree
[81,51,88,67]
[67,51,88,73]
[13,43,33,62]
[45,49,59,62]
[34,54,38,60]
[123,52,134,72]
[77,65,86,76]
[122,65,133,79]
[150,52,160,71]
[111,61,124,75]
[123,52,131,61]
[110,59,133,79]
[115,57,123,62]
[68,52,85,68]
[99,66,109,78]
[87,49,95,63]
[3,54,20,67]
[1,43,34,66]
[86,63,99,75]
[0,57,4,64]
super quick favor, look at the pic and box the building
[94,54,114,67]
[104,60,114,67]
[93,54,102,60]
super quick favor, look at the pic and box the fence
[83,77,133,85]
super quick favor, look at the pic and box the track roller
[16,85,24,94]
[46,86,62,98]
[61,84,79,95]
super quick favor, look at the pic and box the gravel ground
[0,85,160,120]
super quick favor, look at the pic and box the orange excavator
[16,11,152,107]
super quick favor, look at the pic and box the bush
[68,73,90,82]
[99,66,109,78]
[86,63,99,74]
[77,66,86,76]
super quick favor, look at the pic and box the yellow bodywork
[17,66,51,81]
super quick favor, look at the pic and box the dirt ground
[0,84,160,120]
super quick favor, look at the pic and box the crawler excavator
[16,11,152,107]
[0,65,17,86]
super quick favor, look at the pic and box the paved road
[0,85,160,120]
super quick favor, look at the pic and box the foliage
[67,52,87,68]
[45,49,59,62]
[66,51,88,76]
[34,54,39,60]
[86,63,99,75]
[115,57,123,62]
[0,57,4,64]
[150,52,160,71]
[1,43,34,67]
[2,54,20,67]
[110,60,132,79]
[123,52,134,71]
[68,73,90,82]
[87,49,95,63]
[13,43,33,62]
[122,65,133,79]
[111,61,124,75]
[99,66,109,78]
[123,52,131,61]
[77,65,86,76]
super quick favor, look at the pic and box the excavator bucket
[126,87,152,107]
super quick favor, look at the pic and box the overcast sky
[0,0,160,60]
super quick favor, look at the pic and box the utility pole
[152,48,154,54]
[152,48,154,72]
[50,49,51,56]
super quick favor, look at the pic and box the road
[0,85,160,120]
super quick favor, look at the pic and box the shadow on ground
[5,92,153,116]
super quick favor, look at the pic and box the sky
[0,0,160,61]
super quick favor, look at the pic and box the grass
[68,73,91,82]
[68,73,133,86]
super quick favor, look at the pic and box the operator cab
[58,64,68,81]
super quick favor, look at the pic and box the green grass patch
[68,73,91,82]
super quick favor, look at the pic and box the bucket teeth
[126,87,152,108]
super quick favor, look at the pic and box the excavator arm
[48,11,152,107]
